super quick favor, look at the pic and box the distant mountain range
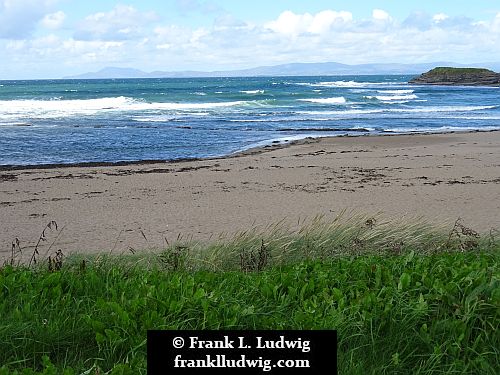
[64,62,500,79]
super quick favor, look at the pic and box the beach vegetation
[0,217,498,374]
[428,67,495,75]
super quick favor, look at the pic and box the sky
[1,0,500,79]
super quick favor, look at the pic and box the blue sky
[1,0,500,79]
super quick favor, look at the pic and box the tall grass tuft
[0,215,498,374]
[154,214,485,272]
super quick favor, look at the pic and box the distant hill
[68,67,150,79]
[64,61,500,79]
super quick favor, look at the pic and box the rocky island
[409,67,500,86]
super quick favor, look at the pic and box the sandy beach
[1,131,499,260]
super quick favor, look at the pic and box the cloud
[153,25,196,47]
[265,11,312,35]
[372,9,391,21]
[175,0,221,14]
[402,11,433,30]
[403,11,478,32]
[492,12,500,32]
[3,33,128,77]
[62,9,500,71]
[2,6,500,78]
[266,10,352,36]
[0,0,59,38]
[211,9,500,67]
[433,13,449,23]
[309,10,353,34]
[40,11,65,29]
[74,5,158,41]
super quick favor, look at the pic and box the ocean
[0,75,499,166]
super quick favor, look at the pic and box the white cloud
[213,14,250,31]
[229,9,499,67]
[308,10,353,34]
[372,9,391,21]
[490,12,500,32]
[74,5,158,41]
[6,39,27,51]
[62,39,124,58]
[266,11,312,35]
[0,0,60,38]
[2,6,500,78]
[402,11,433,30]
[154,25,194,45]
[40,11,65,29]
[156,43,171,50]
[266,10,352,36]
[433,13,449,23]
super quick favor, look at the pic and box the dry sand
[1,131,499,260]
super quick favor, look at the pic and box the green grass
[426,67,495,75]
[0,218,499,374]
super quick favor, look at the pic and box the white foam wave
[297,105,496,116]
[376,89,414,94]
[298,97,347,104]
[297,81,402,88]
[239,134,338,152]
[352,126,376,131]
[132,116,176,122]
[131,100,248,110]
[298,109,384,115]
[240,90,264,94]
[387,105,496,113]
[0,121,32,127]
[365,94,418,101]
[384,101,412,104]
[349,89,371,93]
[450,116,500,120]
[0,97,250,119]
[132,111,212,122]
[384,99,426,105]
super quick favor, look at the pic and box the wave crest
[296,81,401,88]
[0,97,252,118]
[298,97,347,104]
[365,94,418,101]
[240,90,265,94]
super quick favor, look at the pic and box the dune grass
[0,217,499,374]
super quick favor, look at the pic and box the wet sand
[1,131,499,260]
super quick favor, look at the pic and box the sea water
[0,75,499,166]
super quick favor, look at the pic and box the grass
[0,217,499,374]
[426,67,495,75]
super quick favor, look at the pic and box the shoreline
[0,129,498,172]
[1,130,499,259]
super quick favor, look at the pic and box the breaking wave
[240,90,265,94]
[1,75,499,165]
[386,105,497,113]
[365,94,419,101]
[296,81,401,88]
[0,97,253,119]
[298,97,347,104]
[376,89,414,94]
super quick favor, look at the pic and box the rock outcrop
[409,67,500,86]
